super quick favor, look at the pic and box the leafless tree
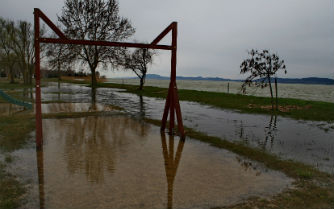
[0,18,17,83]
[12,20,37,84]
[123,48,154,90]
[45,29,75,87]
[58,0,135,89]
[240,49,287,110]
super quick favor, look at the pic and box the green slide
[0,89,33,109]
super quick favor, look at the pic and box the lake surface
[33,82,334,174]
[106,78,334,103]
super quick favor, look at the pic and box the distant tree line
[0,17,41,84]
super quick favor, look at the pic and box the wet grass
[0,79,34,90]
[0,115,35,152]
[0,162,26,209]
[0,106,34,208]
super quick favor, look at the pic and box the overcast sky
[1,0,333,79]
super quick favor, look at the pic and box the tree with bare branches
[0,18,17,83]
[123,48,155,90]
[240,49,287,110]
[58,0,135,89]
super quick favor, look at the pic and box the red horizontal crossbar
[39,38,173,50]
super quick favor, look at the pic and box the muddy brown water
[33,82,334,174]
[10,115,291,209]
[4,82,334,173]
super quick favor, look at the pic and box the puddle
[11,116,291,209]
[32,82,334,174]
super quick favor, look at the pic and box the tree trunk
[268,76,274,110]
[139,78,144,90]
[9,71,15,84]
[91,68,97,89]
[57,62,61,88]
[139,73,146,90]
[275,77,278,111]
[24,62,29,84]
[28,66,33,85]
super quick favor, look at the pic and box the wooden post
[34,8,43,150]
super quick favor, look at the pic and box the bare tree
[240,49,287,110]
[45,28,75,86]
[0,18,17,83]
[58,0,135,89]
[124,48,154,90]
[12,20,36,84]
[0,18,45,84]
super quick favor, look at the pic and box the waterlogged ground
[107,78,334,103]
[31,82,334,174]
[6,112,292,209]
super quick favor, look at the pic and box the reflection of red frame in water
[34,8,184,149]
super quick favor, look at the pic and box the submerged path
[41,82,334,174]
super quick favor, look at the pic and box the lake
[106,78,334,103]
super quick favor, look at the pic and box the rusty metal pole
[171,23,185,137]
[169,23,177,134]
[34,8,43,150]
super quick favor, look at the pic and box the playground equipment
[34,8,185,149]
[0,89,32,109]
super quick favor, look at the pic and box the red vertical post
[34,8,43,149]
[169,23,177,133]
[161,22,185,137]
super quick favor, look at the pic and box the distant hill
[141,74,334,85]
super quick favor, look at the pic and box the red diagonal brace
[35,8,67,39]
[151,22,175,45]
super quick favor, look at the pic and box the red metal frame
[34,8,185,149]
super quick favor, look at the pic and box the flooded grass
[0,162,26,209]
[1,81,334,208]
[0,114,34,153]
[92,81,334,122]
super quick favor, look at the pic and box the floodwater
[107,78,334,103]
[40,103,117,114]
[36,82,334,174]
[10,115,291,209]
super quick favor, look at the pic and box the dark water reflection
[39,83,334,174]
[161,133,185,209]
[13,115,290,209]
